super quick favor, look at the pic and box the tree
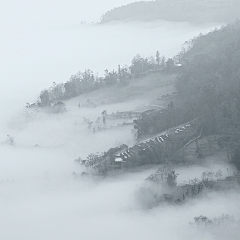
[190,214,239,228]
[5,134,15,146]
[39,90,50,106]
[104,69,118,85]
[64,81,74,98]
[118,65,131,85]
[215,169,223,180]
[231,146,240,171]
[160,56,166,69]
[190,215,212,227]
[156,51,160,67]
[166,170,178,188]
[81,69,95,92]
[147,164,177,188]
[165,58,174,72]
[49,82,65,101]
[169,101,174,109]
[202,170,215,181]
[130,54,153,74]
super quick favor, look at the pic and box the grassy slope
[66,72,177,110]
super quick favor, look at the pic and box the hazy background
[0,0,218,124]
[0,1,236,239]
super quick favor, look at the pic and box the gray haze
[0,1,237,240]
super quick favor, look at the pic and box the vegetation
[79,119,201,176]
[140,165,240,208]
[146,164,178,188]
[133,102,196,139]
[32,21,240,175]
[190,214,240,228]
[31,52,173,107]
[4,135,15,146]
[174,21,240,169]
[100,0,239,23]
[131,21,240,172]
[76,22,240,177]
[133,22,240,138]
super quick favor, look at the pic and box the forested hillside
[175,21,240,169]
[132,21,240,170]
[29,21,240,171]
[100,0,239,23]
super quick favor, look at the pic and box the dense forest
[132,21,240,169]
[100,0,239,23]
[175,21,240,169]
[134,21,240,137]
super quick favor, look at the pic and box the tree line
[35,52,174,107]
[100,0,238,24]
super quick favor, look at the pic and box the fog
[0,1,237,239]
[0,0,219,124]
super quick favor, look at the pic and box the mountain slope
[101,0,239,23]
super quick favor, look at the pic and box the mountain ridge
[100,0,239,23]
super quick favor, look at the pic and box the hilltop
[100,0,239,24]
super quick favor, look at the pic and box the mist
[0,0,219,125]
[0,1,236,239]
